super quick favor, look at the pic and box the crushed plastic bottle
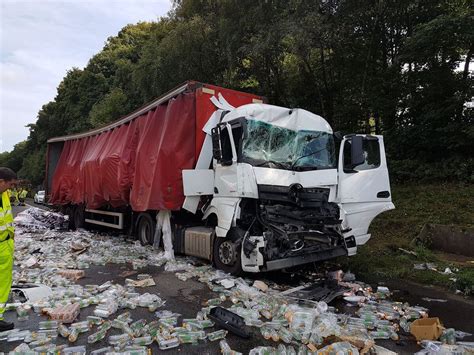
[207,329,228,341]
[98,320,112,332]
[115,311,132,323]
[38,320,59,330]
[369,330,391,339]
[68,327,80,343]
[132,335,153,346]
[130,319,147,336]
[90,347,114,354]
[177,332,199,344]
[86,316,104,326]
[108,333,131,346]
[62,345,87,354]
[157,336,180,350]
[278,327,293,344]
[58,323,70,338]
[28,337,52,347]
[440,328,457,345]
[219,339,243,355]
[16,304,30,321]
[249,346,276,355]
[88,329,108,344]
[316,341,359,354]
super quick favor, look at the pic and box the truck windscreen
[241,119,336,171]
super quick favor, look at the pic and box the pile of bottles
[7,220,474,354]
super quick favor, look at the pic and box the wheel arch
[202,197,241,238]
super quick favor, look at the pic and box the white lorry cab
[46,82,394,274]
[183,100,394,273]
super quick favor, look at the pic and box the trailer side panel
[49,91,196,211]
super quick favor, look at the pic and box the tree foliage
[3,0,472,185]
[89,88,128,127]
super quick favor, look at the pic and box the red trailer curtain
[50,92,196,211]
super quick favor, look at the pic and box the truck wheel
[64,206,74,230]
[213,228,243,275]
[73,206,84,229]
[137,213,155,246]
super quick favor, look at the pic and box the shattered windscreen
[241,119,336,170]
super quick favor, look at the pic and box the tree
[89,88,129,127]
[10,0,474,183]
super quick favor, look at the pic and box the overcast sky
[0,0,171,152]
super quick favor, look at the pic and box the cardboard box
[410,317,444,341]
[47,303,80,323]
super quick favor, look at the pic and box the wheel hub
[218,240,236,265]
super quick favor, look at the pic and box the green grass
[339,183,474,295]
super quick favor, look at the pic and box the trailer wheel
[64,206,74,230]
[213,228,243,275]
[137,213,155,246]
[73,205,84,229]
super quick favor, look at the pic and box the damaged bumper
[242,237,347,273]
[262,245,347,271]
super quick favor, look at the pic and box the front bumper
[261,245,347,271]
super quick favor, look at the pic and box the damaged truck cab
[183,103,394,273]
[46,81,394,275]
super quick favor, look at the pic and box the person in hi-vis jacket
[0,167,17,331]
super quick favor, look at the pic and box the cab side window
[220,126,233,164]
[343,138,380,171]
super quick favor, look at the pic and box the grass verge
[338,183,474,295]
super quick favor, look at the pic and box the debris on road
[58,269,85,280]
[10,284,52,303]
[208,307,251,338]
[414,263,438,271]
[2,210,473,354]
[219,279,236,289]
[399,247,418,256]
[46,303,81,324]
[252,280,268,293]
[14,207,69,232]
[421,297,448,303]
[70,240,89,253]
[125,277,156,288]
[410,317,444,341]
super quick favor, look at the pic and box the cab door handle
[377,191,390,198]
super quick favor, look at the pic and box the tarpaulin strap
[218,110,229,124]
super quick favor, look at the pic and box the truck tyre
[64,206,74,230]
[137,213,155,246]
[213,228,243,275]
[73,205,84,229]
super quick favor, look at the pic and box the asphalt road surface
[3,201,473,354]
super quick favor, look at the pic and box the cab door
[337,135,395,247]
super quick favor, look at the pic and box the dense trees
[3,0,472,186]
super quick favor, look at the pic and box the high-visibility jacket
[0,190,14,318]
[19,189,28,199]
[0,191,14,241]
[11,189,19,204]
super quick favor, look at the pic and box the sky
[0,0,171,152]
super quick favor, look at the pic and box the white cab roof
[222,103,333,133]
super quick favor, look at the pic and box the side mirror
[350,135,365,168]
[211,126,222,162]
[334,131,343,140]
